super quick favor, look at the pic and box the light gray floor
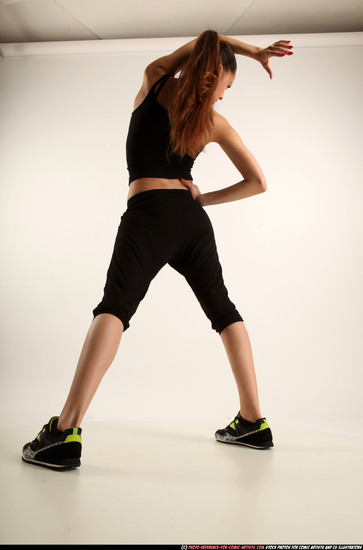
[1,422,362,545]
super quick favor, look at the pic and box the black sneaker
[215,412,274,449]
[22,416,82,470]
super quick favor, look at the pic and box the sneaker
[22,416,82,470]
[215,412,274,449]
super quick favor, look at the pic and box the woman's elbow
[257,176,267,193]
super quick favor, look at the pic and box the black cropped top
[126,74,196,185]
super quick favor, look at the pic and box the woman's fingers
[268,41,294,56]
[263,61,273,80]
[179,179,201,201]
[259,40,293,78]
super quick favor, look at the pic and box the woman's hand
[179,179,203,205]
[257,40,293,79]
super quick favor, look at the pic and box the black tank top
[126,74,196,185]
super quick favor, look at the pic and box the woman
[22,31,293,469]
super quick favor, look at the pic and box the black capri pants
[93,189,243,333]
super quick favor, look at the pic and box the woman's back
[126,74,196,185]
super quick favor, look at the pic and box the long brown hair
[169,30,236,158]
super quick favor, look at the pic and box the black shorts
[93,189,243,333]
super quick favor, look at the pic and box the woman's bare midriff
[128,177,192,200]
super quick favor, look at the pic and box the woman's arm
[220,35,293,79]
[133,38,198,109]
[135,34,292,108]
[146,35,292,80]
[181,114,267,206]
[146,38,198,77]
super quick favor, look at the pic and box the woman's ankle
[57,413,82,432]
[239,408,262,424]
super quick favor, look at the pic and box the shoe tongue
[49,417,59,433]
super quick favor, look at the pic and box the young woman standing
[22,31,293,469]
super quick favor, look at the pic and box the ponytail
[170,30,232,158]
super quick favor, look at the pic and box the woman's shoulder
[133,68,176,111]
[209,111,234,144]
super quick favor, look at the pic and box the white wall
[1,33,362,435]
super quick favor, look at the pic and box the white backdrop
[1,33,362,435]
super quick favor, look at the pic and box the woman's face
[214,71,235,103]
